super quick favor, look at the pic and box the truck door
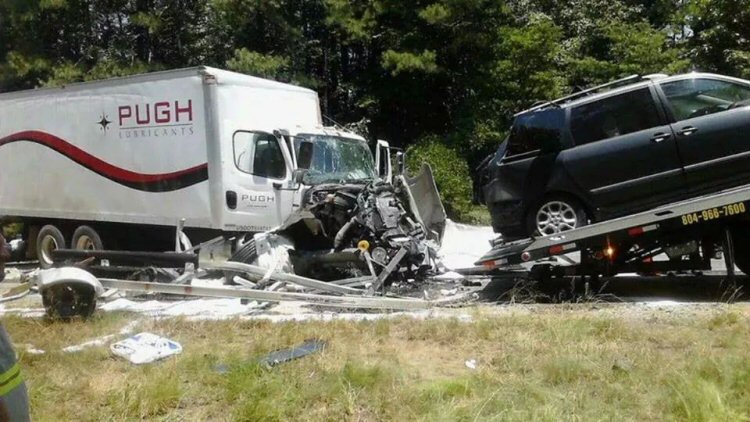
[223,131,295,232]
[375,139,393,182]
[655,76,750,194]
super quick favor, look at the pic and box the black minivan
[480,72,750,239]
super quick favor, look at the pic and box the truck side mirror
[395,152,405,175]
[292,169,308,184]
[297,141,314,170]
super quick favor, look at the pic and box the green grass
[4,306,750,421]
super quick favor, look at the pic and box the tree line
[1,0,749,219]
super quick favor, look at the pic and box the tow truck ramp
[475,184,750,278]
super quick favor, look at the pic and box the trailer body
[0,67,321,232]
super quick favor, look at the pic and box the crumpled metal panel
[400,163,447,244]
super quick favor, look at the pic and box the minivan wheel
[528,197,589,237]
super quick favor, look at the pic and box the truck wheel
[71,226,104,251]
[527,196,589,237]
[730,226,750,275]
[230,238,258,264]
[36,225,65,269]
[225,239,258,285]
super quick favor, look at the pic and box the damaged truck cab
[225,127,447,284]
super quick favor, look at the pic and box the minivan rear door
[562,86,686,211]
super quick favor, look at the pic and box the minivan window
[507,108,565,157]
[570,88,661,146]
[659,78,750,121]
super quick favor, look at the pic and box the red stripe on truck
[0,130,208,192]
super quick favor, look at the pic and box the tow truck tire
[36,225,65,269]
[730,226,750,275]
[71,226,104,251]
[527,196,589,237]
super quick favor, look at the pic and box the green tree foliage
[0,0,747,220]
[406,135,473,220]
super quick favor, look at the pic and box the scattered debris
[111,332,182,364]
[465,359,478,370]
[100,298,269,319]
[17,344,45,355]
[432,271,465,281]
[229,169,447,289]
[63,320,140,353]
[259,339,327,368]
[440,288,459,297]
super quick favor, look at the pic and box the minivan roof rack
[514,74,642,116]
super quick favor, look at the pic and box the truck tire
[230,238,258,264]
[730,226,750,275]
[36,225,65,269]
[36,224,65,268]
[71,225,104,251]
[225,239,258,285]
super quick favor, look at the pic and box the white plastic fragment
[465,359,477,370]
[432,271,465,281]
[440,288,459,296]
[63,320,141,353]
[110,332,182,364]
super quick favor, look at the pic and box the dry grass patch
[2,305,750,421]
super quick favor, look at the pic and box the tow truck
[474,184,750,283]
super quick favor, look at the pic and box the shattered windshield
[295,135,377,184]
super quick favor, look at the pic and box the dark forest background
[1,0,748,220]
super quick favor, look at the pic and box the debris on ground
[110,332,182,364]
[259,339,327,368]
[63,320,140,353]
[465,359,478,370]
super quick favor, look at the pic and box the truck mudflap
[400,163,447,244]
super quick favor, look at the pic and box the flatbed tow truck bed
[473,184,750,280]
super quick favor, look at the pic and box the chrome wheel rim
[40,235,59,265]
[536,201,578,236]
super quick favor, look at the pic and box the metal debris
[259,339,326,368]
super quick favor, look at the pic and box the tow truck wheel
[71,226,104,251]
[730,226,750,275]
[527,196,589,237]
[36,225,66,269]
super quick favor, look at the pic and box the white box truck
[0,67,444,275]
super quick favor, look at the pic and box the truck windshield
[295,135,377,184]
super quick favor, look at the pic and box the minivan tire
[527,196,589,237]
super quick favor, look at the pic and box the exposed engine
[280,179,436,282]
